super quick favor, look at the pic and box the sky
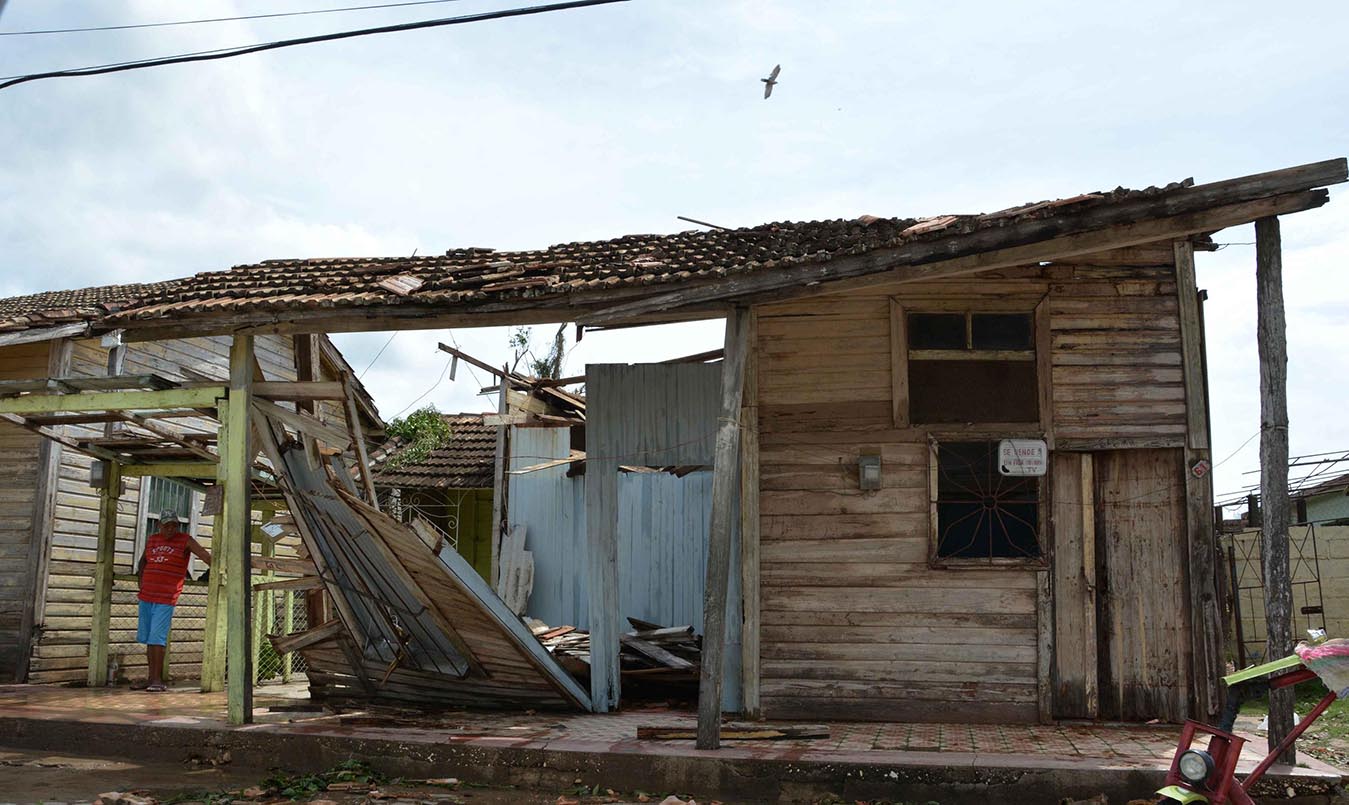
[1,0,1347,506]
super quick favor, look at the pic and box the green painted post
[253,530,273,685]
[87,461,121,687]
[201,410,228,693]
[222,335,254,725]
[281,589,294,682]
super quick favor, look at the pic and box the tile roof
[371,413,497,489]
[101,183,1188,327]
[0,282,169,332]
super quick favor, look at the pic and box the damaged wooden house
[0,285,381,685]
[0,159,1342,748]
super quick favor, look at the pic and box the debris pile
[533,617,702,700]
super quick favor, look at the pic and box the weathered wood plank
[697,307,750,749]
[740,310,761,718]
[1256,216,1295,761]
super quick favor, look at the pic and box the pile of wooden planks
[534,617,703,700]
[254,410,592,713]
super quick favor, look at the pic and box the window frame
[926,434,1049,570]
[891,297,1053,434]
[134,476,202,575]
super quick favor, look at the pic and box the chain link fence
[254,584,309,684]
[109,575,209,684]
[106,574,309,685]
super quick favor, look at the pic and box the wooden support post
[1256,216,1294,763]
[697,307,751,750]
[341,373,379,508]
[489,365,510,589]
[739,310,761,719]
[221,336,255,724]
[585,364,620,712]
[1175,239,1222,721]
[282,588,294,682]
[200,413,228,693]
[87,460,121,687]
[293,334,328,631]
[252,529,272,685]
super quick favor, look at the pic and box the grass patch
[1234,680,1349,765]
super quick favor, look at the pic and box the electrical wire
[0,0,628,91]
[358,332,398,380]
[0,0,468,36]
[390,353,456,419]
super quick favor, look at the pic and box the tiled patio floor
[0,682,1191,764]
[1,682,1343,803]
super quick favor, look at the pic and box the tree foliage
[384,405,452,468]
[509,324,568,379]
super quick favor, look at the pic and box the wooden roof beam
[582,187,1335,325]
[0,385,225,415]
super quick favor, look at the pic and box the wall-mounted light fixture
[858,451,882,491]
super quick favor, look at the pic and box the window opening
[934,440,1041,561]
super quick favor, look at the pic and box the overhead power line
[0,0,628,91]
[0,0,467,36]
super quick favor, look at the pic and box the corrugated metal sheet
[510,427,588,628]
[508,363,743,710]
[584,363,721,466]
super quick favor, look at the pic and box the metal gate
[1227,522,1328,667]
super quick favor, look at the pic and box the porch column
[697,307,751,750]
[1175,239,1222,721]
[585,366,620,712]
[201,487,227,691]
[87,460,121,687]
[219,335,255,724]
[1256,216,1294,763]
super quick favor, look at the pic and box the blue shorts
[137,600,175,646]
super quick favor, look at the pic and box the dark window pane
[909,360,1038,423]
[908,313,965,350]
[971,313,1033,350]
[935,441,1041,560]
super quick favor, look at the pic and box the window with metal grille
[135,477,199,574]
[932,440,1042,563]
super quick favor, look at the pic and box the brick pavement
[0,683,1187,763]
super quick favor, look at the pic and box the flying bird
[761,64,780,99]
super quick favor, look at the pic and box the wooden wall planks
[751,247,1192,724]
[24,334,302,684]
[0,342,51,679]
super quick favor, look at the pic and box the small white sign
[998,439,1048,477]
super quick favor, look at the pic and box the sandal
[146,683,167,692]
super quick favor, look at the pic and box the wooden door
[1093,448,1189,722]
[1050,452,1097,719]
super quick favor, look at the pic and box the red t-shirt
[138,530,193,605]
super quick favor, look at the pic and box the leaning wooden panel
[257,418,589,711]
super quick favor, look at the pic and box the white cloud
[1,0,1347,502]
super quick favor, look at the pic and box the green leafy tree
[384,405,453,468]
[508,324,568,379]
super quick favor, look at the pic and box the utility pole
[1256,215,1295,764]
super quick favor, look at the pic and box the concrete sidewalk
[0,684,1341,803]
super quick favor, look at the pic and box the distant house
[0,284,379,684]
[370,413,498,581]
[1294,472,1349,524]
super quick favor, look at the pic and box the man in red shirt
[136,509,211,691]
